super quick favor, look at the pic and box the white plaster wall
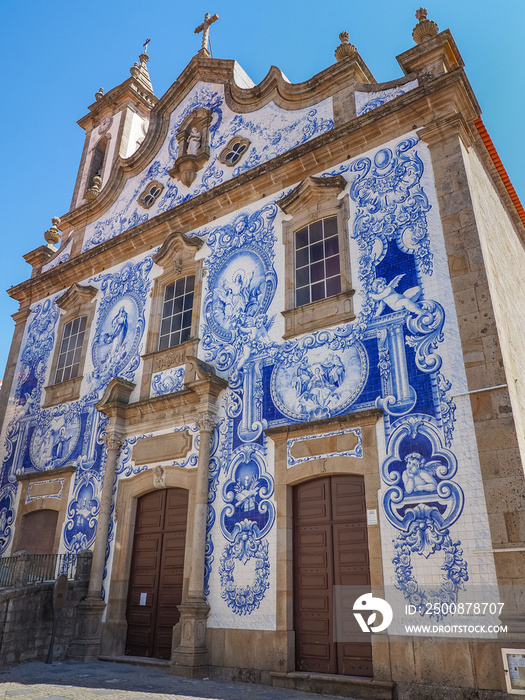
[120,110,149,159]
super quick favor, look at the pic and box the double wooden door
[126,488,188,659]
[293,475,372,676]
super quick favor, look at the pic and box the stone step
[270,671,395,700]
[98,655,170,669]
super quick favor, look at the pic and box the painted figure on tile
[103,306,128,357]
[13,392,35,421]
[51,427,71,461]
[0,507,8,534]
[29,413,80,471]
[187,127,202,156]
[402,452,438,495]
[293,353,345,417]
[370,274,422,316]
[213,268,264,330]
[234,474,259,512]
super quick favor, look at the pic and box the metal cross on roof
[194,12,219,57]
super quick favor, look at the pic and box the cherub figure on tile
[402,452,439,495]
[370,274,422,316]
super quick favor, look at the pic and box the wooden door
[293,475,372,677]
[125,488,188,659]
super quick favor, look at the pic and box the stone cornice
[58,59,478,236]
[110,373,227,431]
[16,464,76,482]
[264,407,383,443]
[10,69,481,305]
[78,77,158,129]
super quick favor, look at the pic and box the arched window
[87,137,108,189]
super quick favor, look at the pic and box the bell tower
[70,48,157,210]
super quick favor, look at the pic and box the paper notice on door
[367,509,378,525]
[139,592,147,606]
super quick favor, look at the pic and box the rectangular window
[294,216,342,307]
[158,275,195,351]
[54,316,87,384]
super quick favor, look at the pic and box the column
[69,428,124,661]
[171,414,215,679]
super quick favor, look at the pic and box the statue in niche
[401,452,439,495]
[370,274,422,316]
[186,127,202,156]
[168,107,212,186]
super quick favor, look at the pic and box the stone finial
[335,31,357,62]
[95,87,104,101]
[129,49,154,93]
[412,7,439,44]
[44,217,62,245]
[85,175,102,202]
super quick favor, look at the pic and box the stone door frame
[265,409,387,677]
[100,465,198,658]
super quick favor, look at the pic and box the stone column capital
[196,414,217,433]
[102,431,125,451]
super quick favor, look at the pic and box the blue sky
[0,0,523,376]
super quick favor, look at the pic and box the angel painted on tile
[402,452,439,495]
[370,274,422,316]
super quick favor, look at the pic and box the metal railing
[0,552,78,588]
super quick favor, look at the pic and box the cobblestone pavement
[0,660,353,700]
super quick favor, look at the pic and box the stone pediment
[278,175,347,215]
[56,283,98,312]
[153,232,203,269]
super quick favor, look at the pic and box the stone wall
[0,578,89,670]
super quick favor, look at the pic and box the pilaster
[0,306,32,434]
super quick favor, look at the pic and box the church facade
[1,10,525,699]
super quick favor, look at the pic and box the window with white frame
[54,316,87,384]
[294,216,342,307]
[159,276,195,350]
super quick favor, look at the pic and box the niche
[168,108,213,187]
